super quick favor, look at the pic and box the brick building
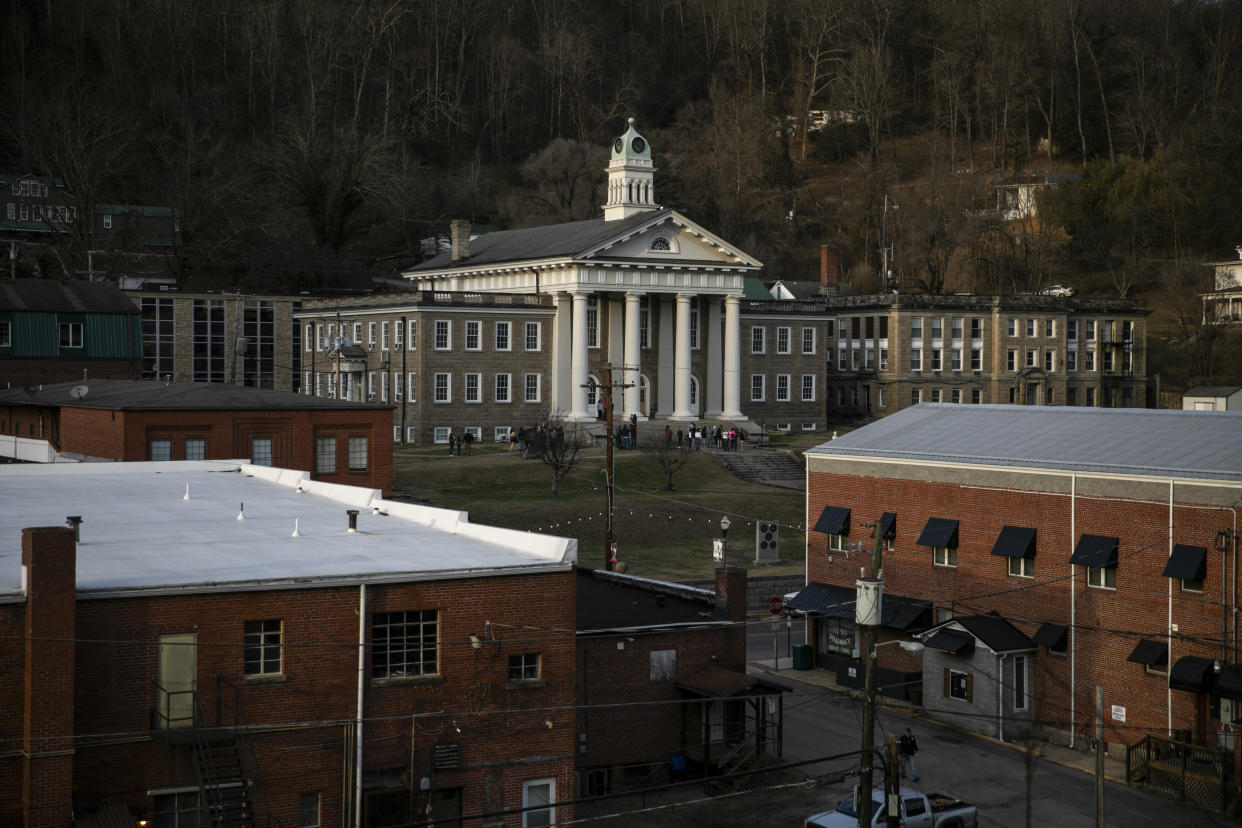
[799,405,1242,758]
[0,461,577,828]
[0,379,393,494]
[0,279,143,386]
[574,568,785,795]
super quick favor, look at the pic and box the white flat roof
[0,461,576,601]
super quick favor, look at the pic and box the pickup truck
[805,787,977,828]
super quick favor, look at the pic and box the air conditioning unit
[368,343,375,351]
[368,393,376,401]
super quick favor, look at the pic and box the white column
[608,297,624,368]
[570,291,590,419]
[552,292,573,415]
[671,293,693,419]
[705,297,723,418]
[721,295,743,419]
[657,296,675,417]
[623,292,643,419]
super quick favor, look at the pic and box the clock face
[614,137,624,153]
[631,136,646,153]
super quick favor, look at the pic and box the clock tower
[603,118,658,221]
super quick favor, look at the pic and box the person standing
[462,430,473,456]
[508,428,517,453]
[899,727,919,781]
[448,432,457,456]
[629,420,637,449]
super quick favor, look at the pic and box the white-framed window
[971,317,982,339]
[433,427,450,444]
[393,320,402,348]
[1086,320,1096,341]
[776,326,791,354]
[750,374,765,402]
[1007,350,1017,371]
[508,653,541,682]
[838,347,848,371]
[910,348,921,371]
[303,325,313,353]
[1088,566,1116,589]
[494,426,510,442]
[251,437,273,466]
[801,375,815,402]
[947,668,971,701]
[521,778,556,828]
[750,326,765,354]
[152,791,205,827]
[911,388,921,405]
[368,322,376,348]
[801,422,816,431]
[381,321,390,350]
[829,533,848,551]
[1026,318,1036,337]
[910,316,923,339]
[299,792,320,828]
[1007,318,1017,337]
[463,426,482,442]
[1008,557,1034,578]
[372,610,438,678]
[878,387,888,408]
[495,321,511,351]
[524,373,541,403]
[367,373,376,401]
[185,438,206,460]
[930,348,942,371]
[244,619,282,676]
[775,374,790,401]
[951,388,961,404]
[879,348,888,370]
[464,373,481,403]
[393,372,403,402]
[59,322,83,348]
[1084,350,1095,371]
[587,297,599,348]
[149,438,172,461]
[406,426,418,442]
[465,320,481,351]
[971,348,982,371]
[316,324,325,351]
[407,373,416,402]
[380,372,388,402]
[495,373,511,403]
[1025,349,1036,368]
[640,305,650,349]
[525,321,540,351]
[951,348,962,371]
[971,388,981,404]
[930,388,941,403]
[1067,320,1078,340]
[865,347,875,370]
[434,320,451,350]
[315,437,336,473]
[434,373,450,402]
[690,305,699,349]
[650,649,677,681]
[802,327,816,354]
[407,320,417,350]
[1045,350,1055,371]
[1044,319,1055,338]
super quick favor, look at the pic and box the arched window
[689,376,699,407]
[586,374,600,406]
[647,235,677,254]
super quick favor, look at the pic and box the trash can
[792,644,812,671]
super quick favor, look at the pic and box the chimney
[347,509,359,532]
[450,220,471,262]
[714,567,748,624]
[21,526,77,827]
[820,244,839,290]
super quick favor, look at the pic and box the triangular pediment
[578,210,762,269]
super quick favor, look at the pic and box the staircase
[194,730,254,827]
[713,448,805,490]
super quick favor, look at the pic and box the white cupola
[603,118,658,221]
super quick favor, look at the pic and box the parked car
[805,787,977,828]
[1041,284,1076,297]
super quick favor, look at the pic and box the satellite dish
[70,385,89,400]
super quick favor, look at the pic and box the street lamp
[720,515,731,538]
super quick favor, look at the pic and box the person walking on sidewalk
[899,727,919,781]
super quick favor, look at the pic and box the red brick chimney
[820,244,839,290]
[21,526,77,828]
[715,567,748,624]
[450,220,471,262]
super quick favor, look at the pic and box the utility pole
[586,365,633,571]
[1095,685,1105,828]
[857,520,885,828]
[887,734,901,828]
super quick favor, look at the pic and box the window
[829,533,847,551]
[153,791,204,827]
[465,320,481,351]
[911,389,921,405]
[1007,318,1017,337]
[1085,320,1096,341]
[690,305,699,349]
[971,388,980,404]
[951,388,961,404]
[1012,655,1028,711]
[185,438,206,461]
[910,317,922,339]
[509,653,541,682]
[802,327,816,354]
[910,349,922,371]
[348,436,367,471]
[649,235,672,251]
[933,546,956,567]
[316,324,325,351]
[408,373,417,403]
[751,326,765,354]
[776,326,791,354]
[368,322,376,348]
[315,437,336,473]
[930,318,942,340]
[394,372,403,402]
[1084,350,1095,371]
[495,321,511,351]
[1025,349,1036,368]
[930,349,941,371]
[1044,319,1055,338]
[434,373,451,403]
[750,374,765,402]
[433,427,450,444]
[59,321,83,348]
[463,426,482,443]
[299,793,320,828]
[251,438,273,466]
[776,374,790,401]
[525,322,541,351]
[1086,387,1096,406]
[140,297,175,379]
[1087,566,1116,589]
[970,318,982,339]
[393,320,402,348]
[650,649,677,682]
[1008,557,1033,578]
[149,439,172,461]
[522,778,555,828]
[946,668,971,701]
[372,610,438,679]
[838,347,848,371]
[495,373,511,403]
[878,387,888,408]
[587,298,599,348]
[434,320,451,350]
[801,375,816,402]
[1102,349,1114,372]
[367,373,375,401]
[494,426,510,442]
[879,348,888,370]
[1007,350,1016,371]
[639,305,650,349]
[244,620,282,676]
[1026,319,1035,337]
[408,320,417,350]
[1043,350,1054,371]
[1066,350,1077,371]
[951,348,961,371]
[950,317,962,340]
[381,321,390,350]
[524,373,541,403]
[464,373,481,403]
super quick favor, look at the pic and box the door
[157,633,197,728]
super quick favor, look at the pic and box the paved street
[746,616,1235,827]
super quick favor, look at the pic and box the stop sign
[769,596,783,615]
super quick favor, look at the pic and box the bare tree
[540,414,589,496]
[649,438,690,491]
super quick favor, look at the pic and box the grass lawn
[392,433,837,581]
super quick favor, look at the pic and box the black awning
[1216,665,1242,701]
[1127,639,1168,667]
[813,506,850,536]
[1169,656,1216,693]
[1162,544,1207,581]
[917,517,959,548]
[924,629,974,655]
[1070,534,1118,568]
[872,512,896,541]
[783,582,929,631]
[1032,623,1067,650]
[990,526,1036,559]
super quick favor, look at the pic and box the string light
[522,509,807,534]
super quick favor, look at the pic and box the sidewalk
[748,657,1130,785]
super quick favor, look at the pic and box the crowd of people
[447,418,749,456]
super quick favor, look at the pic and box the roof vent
[183,484,191,501]
[237,502,245,521]
[291,519,302,538]
[347,509,359,533]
